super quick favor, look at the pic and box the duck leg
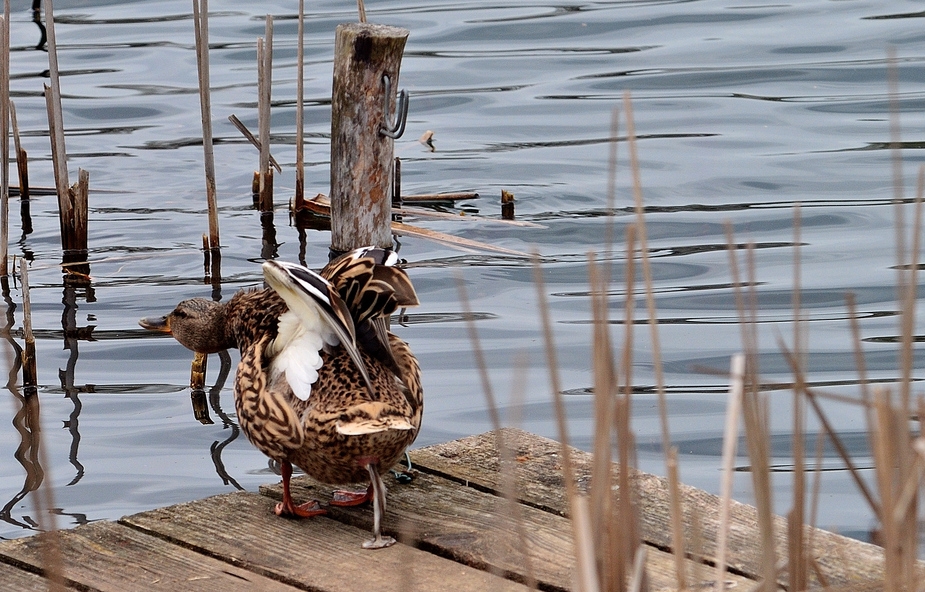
[275,460,327,518]
[361,462,396,549]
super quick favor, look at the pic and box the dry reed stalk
[622,93,676,592]
[294,0,305,209]
[43,0,67,194]
[805,425,829,589]
[627,545,647,592]
[0,7,8,278]
[845,294,874,425]
[587,254,617,591]
[357,0,366,23]
[19,259,36,387]
[192,0,219,251]
[603,108,619,265]
[871,390,900,592]
[665,446,687,590]
[894,165,924,584]
[11,267,66,592]
[613,224,639,591]
[227,114,281,172]
[455,274,538,589]
[531,252,600,592]
[257,16,274,212]
[724,233,777,589]
[621,92,671,462]
[788,203,807,591]
[714,353,744,589]
[10,100,29,202]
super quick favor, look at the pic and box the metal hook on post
[379,74,408,139]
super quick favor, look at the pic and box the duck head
[139,298,233,354]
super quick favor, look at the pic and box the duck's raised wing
[263,260,375,397]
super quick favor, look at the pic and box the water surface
[2,0,924,544]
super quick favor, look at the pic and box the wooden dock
[0,429,889,591]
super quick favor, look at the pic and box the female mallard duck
[139,247,422,549]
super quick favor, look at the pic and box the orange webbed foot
[275,498,327,518]
[330,485,373,507]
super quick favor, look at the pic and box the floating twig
[403,192,477,203]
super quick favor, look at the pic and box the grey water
[1,0,923,545]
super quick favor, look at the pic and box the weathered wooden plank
[123,490,529,592]
[0,521,296,592]
[262,465,755,591]
[409,428,890,590]
[0,560,60,592]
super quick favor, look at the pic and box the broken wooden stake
[501,189,515,220]
[329,22,409,254]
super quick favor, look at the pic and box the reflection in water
[197,250,243,488]
[59,285,94,486]
[1,276,42,533]
[32,0,47,52]
[260,211,279,261]
[207,350,242,490]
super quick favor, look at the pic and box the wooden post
[329,23,408,254]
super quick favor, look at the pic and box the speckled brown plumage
[139,248,422,548]
[235,330,422,485]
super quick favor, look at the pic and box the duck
[139,247,422,549]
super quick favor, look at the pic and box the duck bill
[138,315,172,334]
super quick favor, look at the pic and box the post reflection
[260,211,279,261]
[32,0,47,51]
[59,283,94,486]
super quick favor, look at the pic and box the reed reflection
[1,276,42,533]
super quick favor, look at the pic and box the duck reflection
[193,249,243,487]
